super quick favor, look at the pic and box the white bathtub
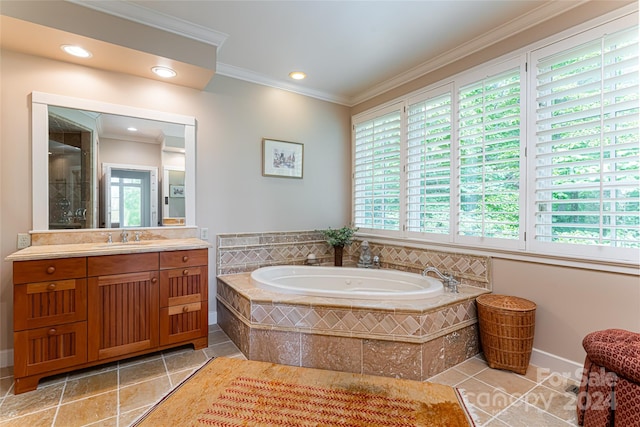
[250,266,443,300]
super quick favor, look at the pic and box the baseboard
[0,348,13,369]
[530,347,584,382]
[208,309,217,325]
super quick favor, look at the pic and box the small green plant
[321,225,358,247]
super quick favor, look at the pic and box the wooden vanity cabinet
[159,249,208,346]
[13,248,208,394]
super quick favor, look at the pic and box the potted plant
[322,225,358,266]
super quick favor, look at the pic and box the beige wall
[0,50,351,358]
[492,259,639,364]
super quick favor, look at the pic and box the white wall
[0,50,351,359]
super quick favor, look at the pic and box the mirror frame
[31,91,196,231]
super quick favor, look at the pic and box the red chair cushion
[582,329,640,383]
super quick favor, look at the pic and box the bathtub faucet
[422,266,459,293]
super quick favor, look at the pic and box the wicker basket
[476,294,536,375]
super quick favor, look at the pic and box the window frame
[351,9,639,265]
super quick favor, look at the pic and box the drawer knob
[48,328,57,336]
[182,306,189,313]
[151,277,158,284]
[47,283,56,291]
[46,266,56,274]
[182,256,189,262]
[183,269,189,276]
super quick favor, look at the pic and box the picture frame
[169,184,185,198]
[262,138,304,179]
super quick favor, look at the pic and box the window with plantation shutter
[406,89,452,238]
[457,67,523,246]
[531,24,639,260]
[353,105,402,231]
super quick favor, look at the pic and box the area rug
[133,357,475,426]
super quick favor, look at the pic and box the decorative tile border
[217,230,491,289]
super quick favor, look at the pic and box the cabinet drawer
[160,266,208,307]
[14,322,87,377]
[159,301,208,346]
[88,253,159,276]
[13,257,86,284]
[160,249,208,269]
[14,279,87,331]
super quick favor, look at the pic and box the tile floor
[0,325,580,426]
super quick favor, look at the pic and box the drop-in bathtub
[250,265,443,300]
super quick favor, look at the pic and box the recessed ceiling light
[289,71,306,80]
[61,45,92,58]
[152,66,177,78]
[127,127,138,132]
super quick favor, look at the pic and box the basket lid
[476,294,536,311]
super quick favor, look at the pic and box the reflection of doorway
[103,164,157,228]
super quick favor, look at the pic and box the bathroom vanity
[8,239,209,394]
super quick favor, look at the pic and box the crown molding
[215,63,352,106]
[65,0,228,48]
[350,0,590,106]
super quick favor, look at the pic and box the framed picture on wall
[169,185,185,198]
[262,138,303,179]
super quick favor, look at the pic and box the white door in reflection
[103,164,157,228]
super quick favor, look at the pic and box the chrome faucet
[106,233,113,244]
[134,231,141,242]
[121,231,129,243]
[422,266,459,293]
[372,256,381,269]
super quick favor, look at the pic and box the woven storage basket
[476,294,536,375]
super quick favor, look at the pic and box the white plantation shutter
[532,24,639,259]
[457,67,523,246]
[353,105,402,231]
[406,90,452,238]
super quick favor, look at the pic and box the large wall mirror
[32,92,196,231]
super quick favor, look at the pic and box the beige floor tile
[118,352,162,368]
[61,370,118,404]
[519,364,552,384]
[542,372,580,394]
[0,377,14,397]
[483,418,511,426]
[523,385,578,424]
[454,356,489,376]
[467,404,493,425]
[120,405,153,426]
[169,368,197,387]
[163,349,208,373]
[428,368,469,386]
[66,361,118,380]
[208,330,231,344]
[474,367,537,397]
[456,377,516,416]
[0,407,57,427]
[206,340,243,357]
[0,383,64,422]
[0,367,14,378]
[118,376,172,414]
[119,359,167,387]
[54,391,118,426]
[83,416,117,426]
[493,399,571,426]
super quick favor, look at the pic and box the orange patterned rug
[134,357,475,426]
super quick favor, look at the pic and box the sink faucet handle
[106,233,112,244]
[134,231,141,242]
[121,231,129,243]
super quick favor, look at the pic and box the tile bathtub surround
[217,230,491,290]
[216,274,488,381]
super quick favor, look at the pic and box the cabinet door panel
[14,322,87,377]
[159,266,208,307]
[88,271,159,361]
[14,279,87,330]
[160,300,208,346]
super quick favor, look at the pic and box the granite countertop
[5,238,211,261]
